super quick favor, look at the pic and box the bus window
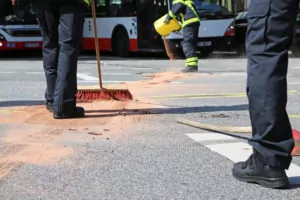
[0,0,42,51]
[154,0,168,20]
[0,0,37,25]
[86,0,136,18]
[119,0,136,17]
[137,0,167,48]
[96,0,109,17]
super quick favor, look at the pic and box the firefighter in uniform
[164,0,200,73]
[232,0,299,189]
[31,0,90,119]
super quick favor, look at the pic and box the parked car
[234,11,300,56]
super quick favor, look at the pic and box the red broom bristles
[76,90,133,101]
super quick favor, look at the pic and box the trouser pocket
[246,0,271,52]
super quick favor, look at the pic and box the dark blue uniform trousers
[246,0,299,169]
[33,1,85,113]
[182,22,199,67]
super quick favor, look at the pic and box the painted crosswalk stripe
[77,73,132,81]
[102,72,131,75]
[77,73,98,81]
[206,142,252,162]
[219,73,246,76]
[186,133,235,142]
[128,67,155,70]
[78,80,136,83]
[170,81,184,84]
[102,67,123,70]
[204,141,300,185]
[26,72,44,74]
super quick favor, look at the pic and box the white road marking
[205,142,300,185]
[77,73,98,81]
[288,82,300,85]
[185,132,300,185]
[128,67,155,70]
[186,133,235,142]
[101,67,123,70]
[26,72,44,74]
[102,72,131,75]
[206,142,252,163]
[219,73,246,76]
[77,73,131,81]
[286,164,300,185]
[170,81,184,84]
[0,72,14,74]
[77,80,136,83]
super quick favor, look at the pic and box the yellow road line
[149,93,246,99]
[149,90,300,99]
[289,115,300,119]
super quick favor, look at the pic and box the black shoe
[181,66,198,73]
[53,107,85,119]
[46,101,53,112]
[232,152,289,189]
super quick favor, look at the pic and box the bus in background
[81,0,237,57]
[0,0,42,52]
[82,0,164,57]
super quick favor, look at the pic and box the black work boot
[46,101,53,112]
[53,107,85,119]
[181,66,198,73]
[232,151,289,189]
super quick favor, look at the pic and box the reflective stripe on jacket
[168,0,200,28]
[83,0,90,6]
[78,0,90,7]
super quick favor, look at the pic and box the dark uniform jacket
[167,0,200,28]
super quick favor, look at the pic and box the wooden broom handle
[176,118,252,133]
[91,0,103,88]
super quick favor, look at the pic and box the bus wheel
[112,28,130,57]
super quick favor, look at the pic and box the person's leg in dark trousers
[33,1,85,118]
[33,2,59,111]
[232,0,299,188]
[181,22,199,73]
[53,2,85,114]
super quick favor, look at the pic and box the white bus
[0,0,42,52]
[82,0,237,57]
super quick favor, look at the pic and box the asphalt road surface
[1,52,300,199]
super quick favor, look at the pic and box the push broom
[76,0,133,101]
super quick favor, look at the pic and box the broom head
[76,87,133,101]
[292,129,300,156]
